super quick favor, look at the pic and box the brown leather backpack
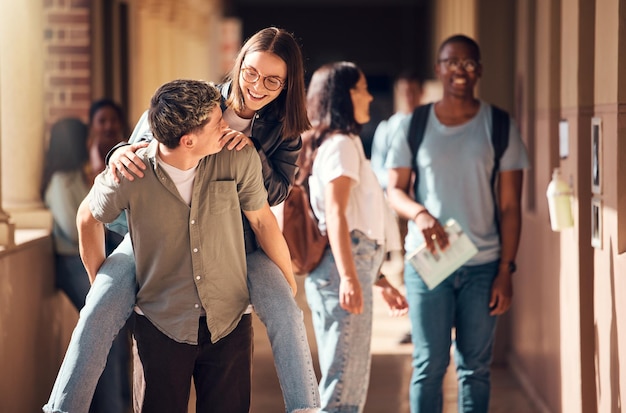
[282,130,328,274]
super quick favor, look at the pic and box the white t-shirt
[309,133,387,246]
[157,155,197,206]
[222,107,253,137]
[370,111,411,190]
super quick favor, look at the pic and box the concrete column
[0,0,51,230]
[0,55,16,248]
[129,0,170,121]
[434,0,477,45]
[128,0,222,122]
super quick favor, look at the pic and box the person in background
[41,118,91,310]
[85,99,126,183]
[304,61,409,413]
[386,34,529,413]
[85,98,129,252]
[41,118,130,413]
[44,27,320,413]
[88,98,132,410]
[370,70,423,190]
[370,70,423,345]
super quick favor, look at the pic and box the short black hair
[438,34,481,61]
[89,98,124,125]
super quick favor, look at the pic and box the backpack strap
[408,103,511,239]
[489,105,510,239]
[490,105,510,175]
[408,103,433,197]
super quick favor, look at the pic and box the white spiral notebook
[407,219,478,289]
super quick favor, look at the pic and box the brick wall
[43,0,91,132]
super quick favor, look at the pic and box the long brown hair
[225,27,310,139]
[305,61,363,148]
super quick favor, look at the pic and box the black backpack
[407,102,510,233]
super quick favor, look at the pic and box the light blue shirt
[386,101,529,265]
[370,112,411,190]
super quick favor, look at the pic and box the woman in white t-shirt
[304,61,408,412]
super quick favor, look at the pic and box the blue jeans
[52,252,130,413]
[44,240,136,413]
[305,230,384,413]
[247,249,321,412]
[54,254,92,310]
[405,260,499,413]
[44,234,320,413]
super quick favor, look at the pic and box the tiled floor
[190,274,539,412]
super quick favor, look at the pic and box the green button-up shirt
[88,140,267,344]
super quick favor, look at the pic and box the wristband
[413,209,429,221]
[104,141,130,165]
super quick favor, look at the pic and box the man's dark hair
[148,79,221,149]
[438,34,481,61]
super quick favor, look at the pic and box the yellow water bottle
[546,167,574,231]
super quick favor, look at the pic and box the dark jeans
[134,313,253,413]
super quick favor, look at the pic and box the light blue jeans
[53,253,130,413]
[247,248,320,412]
[405,259,499,413]
[43,233,320,413]
[304,230,384,413]
[44,238,136,413]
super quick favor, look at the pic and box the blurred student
[87,99,127,249]
[41,117,129,413]
[370,72,423,344]
[304,61,408,412]
[370,71,423,190]
[85,99,126,183]
[41,118,92,310]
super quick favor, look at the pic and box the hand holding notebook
[407,219,478,289]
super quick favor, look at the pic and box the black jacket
[219,83,302,253]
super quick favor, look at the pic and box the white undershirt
[223,107,253,136]
[157,154,197,205]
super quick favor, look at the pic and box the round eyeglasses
[241,66,285,91]
[438,58,479,72]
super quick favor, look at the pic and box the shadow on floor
[191,274,539,413]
